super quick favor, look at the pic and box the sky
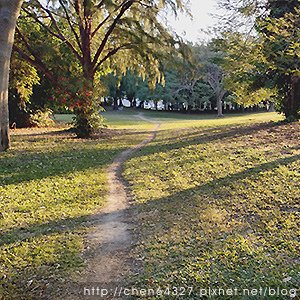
[168,0,221,43]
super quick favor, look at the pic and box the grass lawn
[123,112,300,299]
[1,110,298,299]
[0,122,151,298]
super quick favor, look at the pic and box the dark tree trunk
[132,98,137,108]
[284,76,300,119]
[138,100,144,109]
[113,98,119,110]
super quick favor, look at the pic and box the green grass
[54,109,282,129]
[1,110,297,299]
[0,124,151,298]
[123,115,300,299]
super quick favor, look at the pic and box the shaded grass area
[124,119,300,299]
[0,127,150,299]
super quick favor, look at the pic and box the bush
[29,109,55,128]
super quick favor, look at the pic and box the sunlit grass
[0,126,148,298]
[124,117,299,299]
[0,109,292,299]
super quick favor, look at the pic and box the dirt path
[67,114,159,299]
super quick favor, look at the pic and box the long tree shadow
[125,153,299,296]
[1,125,166,187]
[0,215,91,247]
[1,153,298,299]
[129,153,300,212]
[197,154,300,191]
[0,212,98,299]
[0,144,126,186]
[132,121,286,159]
[2,122,287,188]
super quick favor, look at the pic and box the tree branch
[94,43,133,72]
[58,0,83,53]
[13,45,54,82]
[92,0,134,66]
[23,2,82,62]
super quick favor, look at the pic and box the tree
[258,3,300,119]
[212,33,276,110]
[135,45,220,113]
[122,71,142,107]
[179,44,226,116]
[9,51,41,127]
[15,0,187,137]
[217,0,300,119]
[0,0,23,151]
[102,73,125,109]
[204,62,226,117]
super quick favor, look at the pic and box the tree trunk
[0,0,23,151]
[73,68,100,138]
[285,76,300,120]
[217,90,226,117]
[132,98,137,108]
[113,98,119,110]
[138,100,144,109]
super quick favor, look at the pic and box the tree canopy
[217,0,300,119]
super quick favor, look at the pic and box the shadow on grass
[124,153,299,294]
[0,215,90,247]
[1,120,298,299]
[0,122,167,187]
[129,153,300,210]
[132,121,283,159]
[3,122,283,188]
[197,153,300,190]
[0,145,125,186]
[1,151,298,299]
[0,213,95,299]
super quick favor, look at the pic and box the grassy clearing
[0,110,294,299]
[124,114,300,299]
[54,109,283,130]
[0,123,151,298]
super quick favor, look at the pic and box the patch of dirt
[62,115,159,299]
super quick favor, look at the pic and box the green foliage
[258,5,300,118]
[17,0,190,135]
[73,107,106,138]
[0,110,286,297]
[213,33,277,106]
[29,108,55,127]
[217,0,300,118]
[9,54,40,103]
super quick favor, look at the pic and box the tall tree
[0,0,23,151]
[213,33,276,109]
[15,0,187,137]
[218,0,300,119]
[258,2,300,119]
[204,62,226,117]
